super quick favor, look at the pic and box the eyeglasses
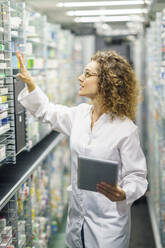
[82,70,98,78]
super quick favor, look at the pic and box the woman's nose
[78,74,84,81]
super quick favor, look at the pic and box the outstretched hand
[16,51,33,85]
[96,182,126,202]
[16,51,36,92]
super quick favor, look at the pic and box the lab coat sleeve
[119,128,148,207]
[17,86,80,136]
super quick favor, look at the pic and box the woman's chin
[78,90,85,96]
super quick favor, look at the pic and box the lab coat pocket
[98,194,116,215]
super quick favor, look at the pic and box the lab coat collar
[89,104,109,123]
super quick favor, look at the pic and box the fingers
[97,186,117,201]
[16,73,26,82]
[97,184,120,197]
[22,53,25,64]
[99,182,119,193]
[16,50,25,69]
[96,182,125,201]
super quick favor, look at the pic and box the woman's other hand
[96,182,126,202]
[16,51,36,92]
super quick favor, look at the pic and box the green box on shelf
[27,58,34,69]
[0,73,5,79]
[0,44,4,51]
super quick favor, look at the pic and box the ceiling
[23,0,162,35]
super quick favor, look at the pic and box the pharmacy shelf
[0,131,64,211]
[145,9,165,246]
[147,193,163,248]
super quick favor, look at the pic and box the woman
[16,50,148,248]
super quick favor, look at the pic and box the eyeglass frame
[82,70,98,79]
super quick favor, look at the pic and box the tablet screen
[77,155,119,192]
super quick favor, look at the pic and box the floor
[49,197,156,248]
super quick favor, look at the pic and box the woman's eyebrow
[84,68,90,71]
[85,68,95,73]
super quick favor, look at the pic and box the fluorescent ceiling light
[74,15,145,23]
[57,1,150,8]
[67,9,148,16]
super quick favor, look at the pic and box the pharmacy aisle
[0,0,165,247]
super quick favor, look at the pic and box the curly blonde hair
[91,50,140,121]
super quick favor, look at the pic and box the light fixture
[57,1,150,8]
[67,9,148,16]
[74,15,145,23]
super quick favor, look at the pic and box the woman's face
[78,60,99,100]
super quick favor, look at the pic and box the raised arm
[16,51,83,136]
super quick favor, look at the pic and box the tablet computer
[77,154,119,192]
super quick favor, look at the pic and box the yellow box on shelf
[0,96,7,103]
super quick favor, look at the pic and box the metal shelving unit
[0,131,67,247]
[145,8,165,248]
[0,0,28,166]
[0,0,16,165]
[0,194,19,247]
[11,1,27,158]
[0,131,62,210]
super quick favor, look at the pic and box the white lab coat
[18,86,148,248]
